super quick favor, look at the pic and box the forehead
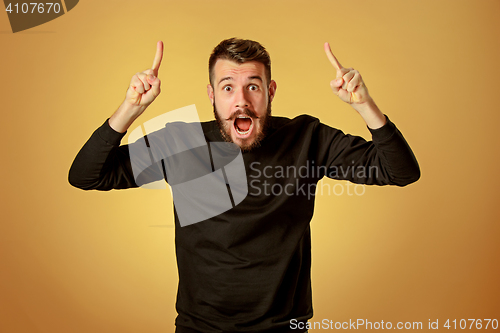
[213,59,266,84]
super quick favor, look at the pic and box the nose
[234,87,250,109]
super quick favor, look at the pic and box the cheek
[255,94,269,110]
[214,97,227,110]
[257,89,269,103]
[214,97,231,117]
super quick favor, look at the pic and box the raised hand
[324,42,371,105]
[323,42,387,129]
[124,41,164,108]
[108,41,164,133]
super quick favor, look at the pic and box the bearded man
[69,38,420,333]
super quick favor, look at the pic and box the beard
[213,98,273,153]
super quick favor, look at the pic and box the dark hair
[209,37,271,87]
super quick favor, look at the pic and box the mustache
[225,108,259,121]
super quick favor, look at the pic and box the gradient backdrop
[1,0,499,332]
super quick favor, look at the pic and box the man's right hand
[125,41,163,108]
[109,41,164,133]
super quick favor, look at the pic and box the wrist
[353,98,387,130]
[109,101,146,133]
[352,97,376,113]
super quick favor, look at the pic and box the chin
[233,137,258,152]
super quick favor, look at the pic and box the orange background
[1,0,499,331]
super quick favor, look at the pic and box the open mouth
[233,115,254,136]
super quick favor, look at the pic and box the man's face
[208,59,277,152]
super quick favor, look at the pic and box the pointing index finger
[152,41,164,76]
[324,42,343,71]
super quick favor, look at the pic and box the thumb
[147,74,156,84]
[149,75,161,97]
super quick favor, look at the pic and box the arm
[68,41,165,190]
[316,115,420,186]
[68,118,140,190]
[318,42,420,186]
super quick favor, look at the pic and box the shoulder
[269,114,323,133]
[200,120,220,141]
[271,114,319,126]
[201,119,217,133]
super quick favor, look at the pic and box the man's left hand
[324,42,373,106]
[324,42,387,129]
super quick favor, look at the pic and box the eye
[248,84,259,91]
[223,86,232,92]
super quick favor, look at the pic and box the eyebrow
[218,75,263,85]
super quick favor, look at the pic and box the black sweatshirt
[68,114,420,333]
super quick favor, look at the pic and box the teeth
[236,127,251,135]
[235,116,253,135]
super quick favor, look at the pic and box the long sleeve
[314,114,420,186]
[68,119,147,190]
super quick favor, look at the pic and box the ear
[207,84,214,106]
[268,80,277,102]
